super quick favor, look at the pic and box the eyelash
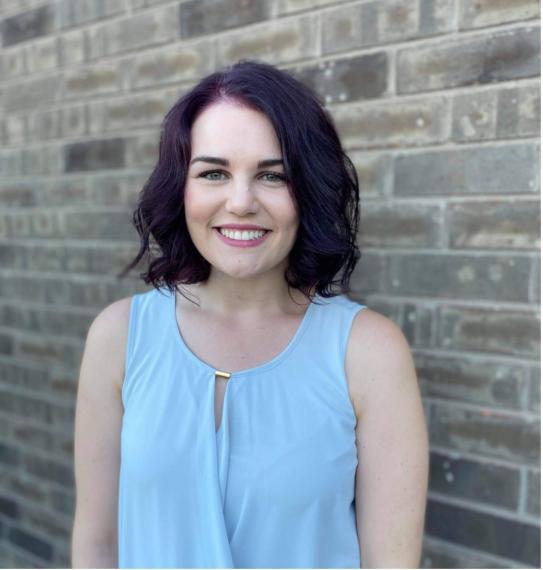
[198,169,287,183]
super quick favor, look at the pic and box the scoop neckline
[168,287,317,378]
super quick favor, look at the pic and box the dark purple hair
[118,59,361,304]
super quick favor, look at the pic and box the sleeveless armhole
[340,303,368,422]
[121,294,138,409]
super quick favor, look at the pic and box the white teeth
[219,228,267,240]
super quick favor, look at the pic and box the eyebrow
[189,156,284,168]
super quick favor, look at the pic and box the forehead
[190,101,281,155]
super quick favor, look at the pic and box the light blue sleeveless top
[118,286,367,568]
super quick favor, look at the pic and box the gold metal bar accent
[214,369,232,379]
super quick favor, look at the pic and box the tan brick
[459,0,540,29]
[215,14,319,66]
[448,200,540,250]
[331,96,449,149]
[359,202,442,248]
[63,61,126,100]
[128,40,214,89]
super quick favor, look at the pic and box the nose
[224,178,258,215]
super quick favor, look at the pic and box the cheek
[183,186,210,226]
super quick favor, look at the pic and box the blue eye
[198,170,286,183]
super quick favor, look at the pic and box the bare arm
[347,309,429,568]
[71,297,132,569]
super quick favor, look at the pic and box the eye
[198,169,227,181]
[197,170,287,183]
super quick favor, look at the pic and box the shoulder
[85,296,133,391]
[346,307,418,420]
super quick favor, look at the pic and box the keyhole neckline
[170,287,318,378]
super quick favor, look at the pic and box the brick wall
[0,0,540,567]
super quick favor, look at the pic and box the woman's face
[183,100,299,281]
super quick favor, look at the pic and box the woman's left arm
[347,309,430,568]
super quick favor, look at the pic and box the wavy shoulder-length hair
[119,59,361,305]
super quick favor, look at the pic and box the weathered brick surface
[430,450,520,509]
[417,354,529,410]
[398,27,540,94]
[332,96,450,149]
[439,305,540,358]
[179,0,272,39]
[0,1,539,567]
[290,52,389,105]
[394,143,539,196]
[459,0,540,29]
[1,4,56,47]
[447,199,540,249]
[425,499,540,566]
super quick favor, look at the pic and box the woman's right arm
[71,297,132,569]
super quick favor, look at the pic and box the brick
[48,488,74,517]
[89,173,148,207]
[126,132,159,168]
[22,146,63,176]
[421,538,510,568]
[349,253,387,295]
[215,14,319,66]
[0,149,23,176]
[27,109,60,141]
[3,114,26,145]
[6,211,64,239]
[398,27,540,94]
[63,61,126,100]
[322,0,418,55]
[88,92,173,133]
[278,0,350,13]
[87,6,178,59]
[452,83,540,141]
[526,469,540,517]
[448,200,540,250]
[0,357,49,392]
[0,443,19,468]
[332,96,449,150]
[23,452,73,488]
[0,45,26,79]
[394,144,539,196]
[1,4,56,47]
[64,137,126,172]
[425,498,540,566]
[19,501,71,542]
[59,0,125,28]
[63,209,135,240]
[439,306,540,358]
[3,74,61,112]
[349,152,393,197]
[59,28,86,65]
[459,0,540,29]
[60,105,87,138]
[180,0,271,39]
[24,36,58,73]
[402,303,434,346]
[496,83,540,139]
[430,450,520,509]
[128,40,213,89]
[359,202,442,248]
[417,353,527,409]
[528,366,540,413]
[289,52,389,105]
[7,526,53,561]
[14,334,82,369]
[0,389,52,423]
[389,253,532,302]
[0,332,14,355]
[40,177,91,207]
[452,89,498,141]
[430,401,540,465]
[419,0,457,35]
[0,181,36,206]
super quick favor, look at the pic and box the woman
[71,60,429,569]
